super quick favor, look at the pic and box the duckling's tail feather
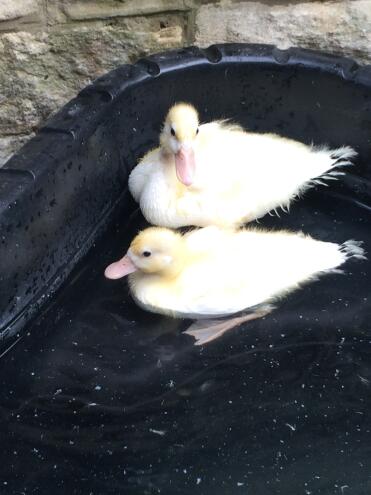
[330,146,358,163]
[310,145,357,185]
[339,240,367,261]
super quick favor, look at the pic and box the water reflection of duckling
[129,103,356,228]
[105,226,365,345]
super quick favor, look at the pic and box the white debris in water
[285,423,296,431]
[237,482,244,486]
[357,375,370,385]
[149,428,166,436]
[196,478,201,485]
[94,385,102,391]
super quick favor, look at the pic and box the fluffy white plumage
[129,104,356,228]
[105,226,365,319]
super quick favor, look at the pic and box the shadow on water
[1,187,371,494]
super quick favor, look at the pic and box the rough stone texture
[1,0,371,166]
[0,13,185,164]
[0,134,35,166]
[195,0,371,65]
[60,0,190,20]
[0,0,40,22]
[46,0,217,25]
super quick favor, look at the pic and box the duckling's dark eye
[196,128,199,135]
[170,127,176,137]
[142,251,151,258]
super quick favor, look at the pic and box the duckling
[128,103,356,228]
[104,226,365,345]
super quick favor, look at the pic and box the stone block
[60,0,189,20]
[0,0,40,22]
[0,13,186,165]
[195,0,371,65]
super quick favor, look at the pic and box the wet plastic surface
[1,44,371,494]
[1,184,371,494]
[2,43,371,344]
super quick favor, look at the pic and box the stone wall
[1,0,370,166]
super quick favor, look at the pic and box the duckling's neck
[130,260,185,292]
[158,253,186,280]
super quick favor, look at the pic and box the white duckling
[129,103,356,228]
[104,226,364,345]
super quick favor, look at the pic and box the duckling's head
[160,103,199,186]
[104,227,186,280]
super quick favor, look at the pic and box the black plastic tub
[1,44,371,494]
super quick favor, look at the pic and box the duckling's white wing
[194,128,355,224]
[226,135,356,220]
[177,229,364,317]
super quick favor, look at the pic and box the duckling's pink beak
[175,145,195,186]
[104,254,137,279]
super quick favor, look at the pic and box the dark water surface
[1,186,371,495]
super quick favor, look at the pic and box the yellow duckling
[104,226,364,345]
[128,103,356,228]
